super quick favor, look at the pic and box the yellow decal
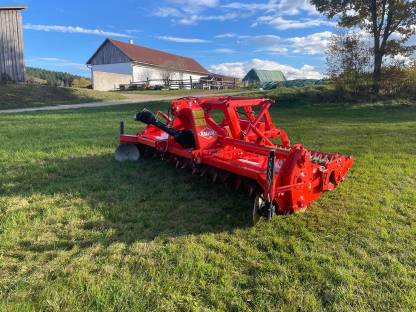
[193,109,206,127]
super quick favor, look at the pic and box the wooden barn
[87,38,210,91]
[0,6,26,82]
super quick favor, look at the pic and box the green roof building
[242,68,286,87]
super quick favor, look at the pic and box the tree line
[26,67,91,88]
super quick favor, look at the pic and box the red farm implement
[115,96,353,223]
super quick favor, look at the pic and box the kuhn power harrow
[115,97,353,223]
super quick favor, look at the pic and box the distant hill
[26,67,91,88]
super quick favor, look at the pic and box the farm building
[242,69,286,87]
[0,6,26,82]
[86,38,210,91]
[200,73,242,89]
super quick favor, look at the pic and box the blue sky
[2,0,340,79]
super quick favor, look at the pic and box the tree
[311,0,416,93]
[160,61,177,87]
[71,77,91,88]
[26,74,48,85]
[326,31,371,94]
[160,60,186,88]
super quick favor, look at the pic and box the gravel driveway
[0,91,252,114]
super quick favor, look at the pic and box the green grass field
[0,99,415,311]
[0,84,125,110]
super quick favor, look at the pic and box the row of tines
[140,145,262,198]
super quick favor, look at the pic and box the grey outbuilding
[0,5,27,82]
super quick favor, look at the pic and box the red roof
[89,39,209,75]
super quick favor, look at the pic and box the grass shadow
[2,153,251,248]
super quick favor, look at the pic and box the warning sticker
[193,109,206,127]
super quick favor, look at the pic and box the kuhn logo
[199,127,217,137]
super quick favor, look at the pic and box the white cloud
[389,54,413,65]
[178,12,244,25]
[23,23,130,38]
[213,31,331,56]
[154,7,182,17]
[212,48,236,53]
[155,0,252,25]
[287,31,333,55]
[252,16,336,30]
[215,33,237,38]
[237,34,281,44]
[156,36,209,43]
[38,57,68,62]
[29,57,88,72]
[155,0,323,26]
[218,31,331,56]
[223,0,318,16]
[125,29,142,35]
[209,58,323,79]
[155,0,220,21]
[167,0,219,14]
[256,46,289,54]
[222,1,275,12]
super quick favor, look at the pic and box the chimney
[129,39,134,44]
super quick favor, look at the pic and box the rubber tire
[114,144,140,162]
[252,194,264,225]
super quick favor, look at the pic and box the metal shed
[242,69,286,87]
[0,5,27,82]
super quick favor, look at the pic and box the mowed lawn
[0,100,415,311]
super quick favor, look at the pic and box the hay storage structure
[0,6,27,82]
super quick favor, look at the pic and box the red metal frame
[119,96,353,213]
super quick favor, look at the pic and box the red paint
[119,97,353,213]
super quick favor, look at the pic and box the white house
[86,38,210,91]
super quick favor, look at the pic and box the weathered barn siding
[0,7,25,82]
[88,40,131,65]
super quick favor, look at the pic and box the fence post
[190,76,193,89]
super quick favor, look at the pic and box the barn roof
[243,69,286,83]
[0,6,27,10]
[87,38,209,75]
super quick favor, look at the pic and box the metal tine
[211,169,218,183]
[235,176,242,191]
[200,167,208,177]
[166,155,175,164]
[219,172,230,185]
